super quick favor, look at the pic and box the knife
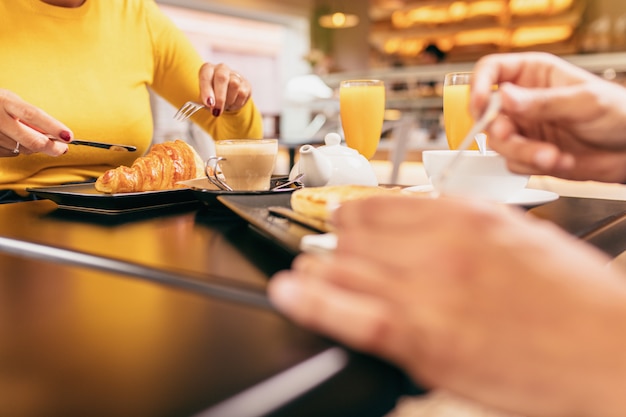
[46,135,137,152]
[16,119,137,152]
[68,139,136,152]
[268,206,334,233]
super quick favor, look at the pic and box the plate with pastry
[218,185,406,254]
[27,140,205,214]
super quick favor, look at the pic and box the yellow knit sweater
[0,0,262,191]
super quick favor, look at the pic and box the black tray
[182,177,300,207]
[27,183,198,214]
[218,193,320,254]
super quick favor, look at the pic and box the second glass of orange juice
[443,72,479,151]
[339,80,386,159]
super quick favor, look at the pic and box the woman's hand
[0,89,70,157]
[198,62,252,117]
[269,195,626,417]
[471,52,626,183]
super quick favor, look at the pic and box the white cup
[422,150,529,202]
[214,139,278,191]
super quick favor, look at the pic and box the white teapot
[288,133,378,187]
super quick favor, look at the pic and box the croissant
[95,140,205,193]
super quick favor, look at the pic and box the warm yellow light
[333,12,346,26]
[378,0,406,10]
[511,25,573,47]
[384,38,403,54]
[384,37,430,56]
[407,6,449,24]
[454,28,508,46]
[384,109,403,121]
[392,1,505,28]
[510,0,573,16]
[391,6,451,27]
[553,0,573,12]
[391,10,412,28]
[436,38,455,52]
[448,2,469,21]
[319,12,360,29]
[467,0,507,18]
[388,0,576,29]
[398,39,424,55]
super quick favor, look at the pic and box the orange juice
[443,83,478,150]
[340,80,386,159]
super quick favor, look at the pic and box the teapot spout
[297,144,332,187]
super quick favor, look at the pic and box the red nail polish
[212,109,221,117]
[206,97,215,107]
[59,131,72,142]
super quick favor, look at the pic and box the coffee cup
[213,139,278,191]
[422,150,529,202]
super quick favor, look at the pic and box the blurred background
[152,0,626,167]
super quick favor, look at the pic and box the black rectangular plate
[27,183,197,212]
[218,193,321,254]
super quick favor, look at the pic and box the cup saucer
[402,185,559,207]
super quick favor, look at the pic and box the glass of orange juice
[443,72,479,151]
[339,79,386,159]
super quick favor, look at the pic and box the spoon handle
[431,91,502,195]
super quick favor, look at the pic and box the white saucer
[402,185,559,207]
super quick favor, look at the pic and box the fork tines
[173,101,204,122]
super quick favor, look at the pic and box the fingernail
[206,96,215,107]
[269,277,300,310]
[212,108,221,117]
[63,148,68,155]
[59,131,72,142]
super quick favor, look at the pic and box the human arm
[471,52,626,183]
[146,1,262,140]
[0,89,70,157]
[269,195,626,417]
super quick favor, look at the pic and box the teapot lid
[320,133,360,156]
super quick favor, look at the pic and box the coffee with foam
[214,139,278,191]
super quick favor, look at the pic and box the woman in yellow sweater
[0,0,263,200]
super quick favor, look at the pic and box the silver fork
[173,101,205,122]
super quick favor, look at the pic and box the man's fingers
[268,272,398,357]
[499,82,601,125]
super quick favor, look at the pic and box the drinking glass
[213,139,278,191]
[443,72,479,151]
[339,79,386,159]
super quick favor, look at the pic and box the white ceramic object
[404,185,559,207]
[289,133,378,187]
[422,149,529,202]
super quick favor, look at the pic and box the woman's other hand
[198,62,252,118]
